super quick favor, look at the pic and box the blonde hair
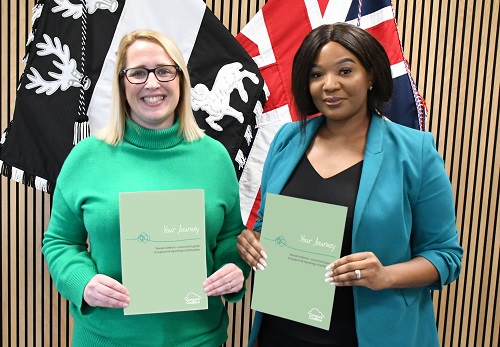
[98,29,204,145]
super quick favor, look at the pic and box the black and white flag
[0,0,266,193]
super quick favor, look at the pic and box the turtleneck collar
[124,116,184,150]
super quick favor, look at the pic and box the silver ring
[229,281,233,289]
[354,269,361,280]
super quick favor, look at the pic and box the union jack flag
[236,0,427,228]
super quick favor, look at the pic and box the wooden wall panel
[1,0,499,346]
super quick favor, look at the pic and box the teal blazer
[249,115,463,347]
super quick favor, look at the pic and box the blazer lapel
[352,116,386,242]
[272,117,324,194]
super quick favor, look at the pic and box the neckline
[305,156,363,180]
[123,117,184,150]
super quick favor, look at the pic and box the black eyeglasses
[120,65,180,84]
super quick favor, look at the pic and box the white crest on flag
[52,0,118,19]
[304,0,351,27]
[235,149,247,170]
[244,125,253,145]
[87,0,119,14]
[191,62,259,132]
[25,34,91,95]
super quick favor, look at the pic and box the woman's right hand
[237,229,268,271]
[83,274,130,308]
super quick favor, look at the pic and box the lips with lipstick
[323,96,344,106]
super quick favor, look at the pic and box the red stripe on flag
[246,189,262,229]
[318,0,329,17]
[260,64,289,113]
[262,0,313,120]
[237,33,260,58]
[366,20,404,66]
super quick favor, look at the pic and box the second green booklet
[251,193,347,330]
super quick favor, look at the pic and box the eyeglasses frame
[120,64,181,84]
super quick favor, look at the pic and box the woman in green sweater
[42,29,250,347]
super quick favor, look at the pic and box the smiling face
[308,41,373,124]
[123,39,180,130]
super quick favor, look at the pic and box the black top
[258,155,363,347]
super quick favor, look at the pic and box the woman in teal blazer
[238,23,462,347]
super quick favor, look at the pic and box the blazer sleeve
[411,132,463,289]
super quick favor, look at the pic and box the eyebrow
[129,63,174,69]
[311,57,356,68]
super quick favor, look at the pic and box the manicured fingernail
[260,258,268,267]
[257,263,265,270]
[331,282,339,286]
[260,250,268,259]
[325,264,332,270]
[252,266,257,271]
[324,278,332,283]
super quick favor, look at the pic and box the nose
[144,71,160,88]
[323,73,340,91]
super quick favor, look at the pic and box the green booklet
[119,189,207,315]
[251,193,347,330]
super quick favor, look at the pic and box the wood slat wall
[1,0,499,346]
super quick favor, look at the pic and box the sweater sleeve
[411,132,463,289]
[41,148,98,310]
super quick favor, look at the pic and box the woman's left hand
[325,251,390,290]
[203,263,245,296]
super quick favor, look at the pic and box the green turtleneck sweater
[42,118,249,347]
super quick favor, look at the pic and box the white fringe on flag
[11,166,24,182]
[34,176,48,192]
[0,160,49,192]
[73,121,91,145]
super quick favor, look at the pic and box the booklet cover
[119,189,207,315]
[251,193,347,330]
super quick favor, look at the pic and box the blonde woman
[42,29,249,347]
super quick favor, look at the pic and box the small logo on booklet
[185,292,202,305]
[308,308,325,323]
